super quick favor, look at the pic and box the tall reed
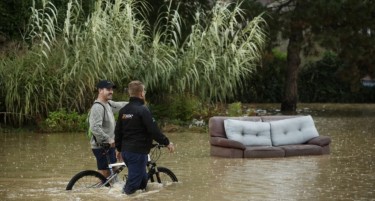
[0,0,267,124]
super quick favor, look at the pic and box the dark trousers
[92,147,116,170]
[121,150,148,194]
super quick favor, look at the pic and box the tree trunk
[281,14,304,113]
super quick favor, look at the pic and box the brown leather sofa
[209,116,331,158]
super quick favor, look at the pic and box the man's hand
[109,139,115,147]
[116,150,123,161]
[100,143,111,149]
[167,143,175,153]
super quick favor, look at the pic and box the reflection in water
[217,158,322,200]
[0,104,374,201]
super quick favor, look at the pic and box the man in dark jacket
[115,80,175,195]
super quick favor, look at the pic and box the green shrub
[197,102,226,121]
[39,108,87,133]
[228,102,242,116]
[239,48,287,103]
[170,94,200,122]
[150,93,200,123]
[298,52,348,102]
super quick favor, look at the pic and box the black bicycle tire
[148,166,178,183]
[66,170,107,190]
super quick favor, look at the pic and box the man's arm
[141,107,170,146]
[109,100,128,114]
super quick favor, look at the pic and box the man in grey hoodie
[89,80,128,178]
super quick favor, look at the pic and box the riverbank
[1,103,374,134]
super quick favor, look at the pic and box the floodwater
[0,103,374,201]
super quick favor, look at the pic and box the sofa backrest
[261,115,301,122]
[269,115,319,146]
[209,116,261,138]
[209,115,319,146]
[224,119,272,146]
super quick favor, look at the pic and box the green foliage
[1,0,267,125]
[227,102,242,116]
[272,48,287,61]
[39,108,87,132]
[149,95,227,132]
[0,0,95,40]
[239,48,287,103]
[197,103,226,120]
[0,0,34,39]
[150,93,200,123]
[170,94,200,122]
[299,52,375,103]
[298,52,346,102]
[144,0,215,43]
[311,1,375,88]
[266,0,375,98]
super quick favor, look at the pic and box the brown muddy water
[0,104,374,201]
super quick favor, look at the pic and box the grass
[0,0,267,124]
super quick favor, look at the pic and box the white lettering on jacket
[122,114,133,119]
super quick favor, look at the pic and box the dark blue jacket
[115,97,170,154]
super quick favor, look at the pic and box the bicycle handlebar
[152,143,166,149]
[99,143,164,150]
[97,143,111,150]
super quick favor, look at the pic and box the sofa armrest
[210,137,246,150]
[307,136,331,146]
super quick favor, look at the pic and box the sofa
[209,115,331,158]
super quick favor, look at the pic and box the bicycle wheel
[66,170,107,190]
[148,166,178,185]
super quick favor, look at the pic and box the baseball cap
[96,80,116,89]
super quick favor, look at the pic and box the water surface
[0,104,374,200]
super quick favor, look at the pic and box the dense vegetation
[258,0,375,110]
[0,0,266,127]
[1,0,374,131]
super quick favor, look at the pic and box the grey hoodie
[89,100,128,149]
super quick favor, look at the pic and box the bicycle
[66,143,178,191]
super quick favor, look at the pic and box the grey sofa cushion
[209,116,262,138]
[270,115,319,146]
[224,119,272,146]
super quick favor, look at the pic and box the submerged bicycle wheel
[66,170,107,190]
[148,166,178,185]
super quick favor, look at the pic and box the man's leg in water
[122,150,148,195]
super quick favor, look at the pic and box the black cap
[96,80,116,89]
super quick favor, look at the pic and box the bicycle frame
[102,150,153,187]
[66,144,177,190]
